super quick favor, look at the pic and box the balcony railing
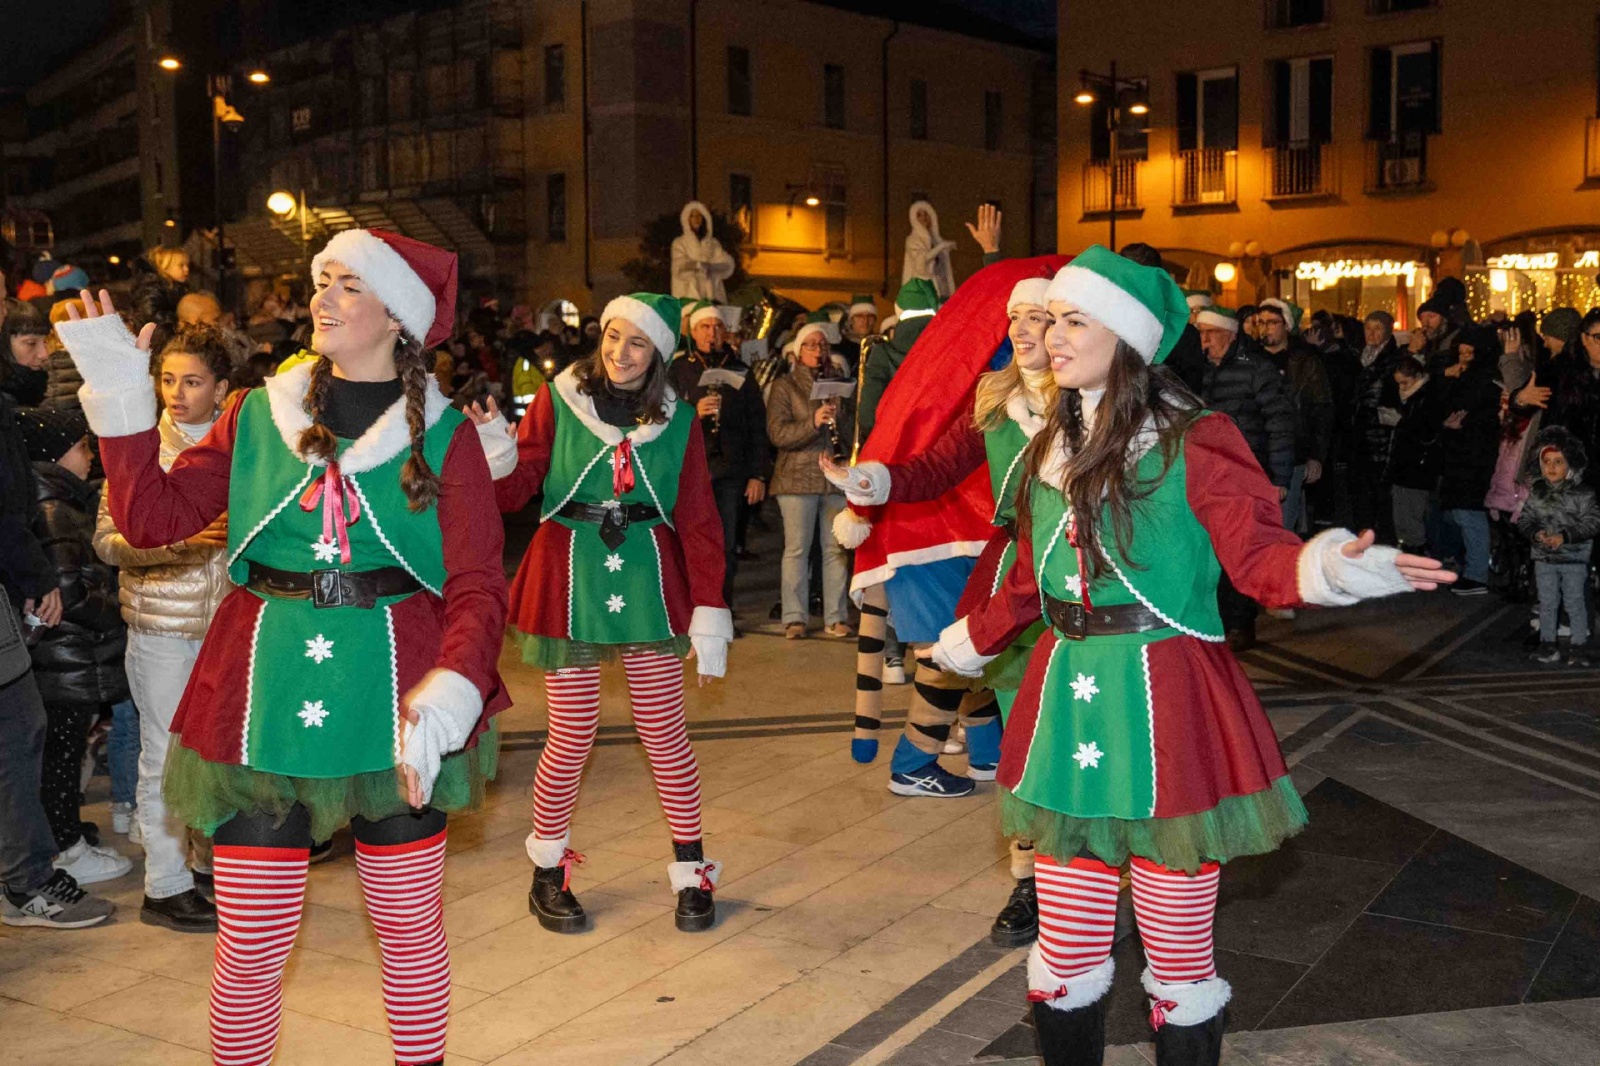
[1587,117,1600,182]
[1365,133,1430,193]
[1082,156,1144,214]
[1265,141,1337,199]
[1173,147,1238,207]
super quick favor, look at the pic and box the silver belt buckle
[1060,601,1087,641]
[311,569,345,609]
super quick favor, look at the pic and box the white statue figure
[670,200,736,302]
[901,199,957,300]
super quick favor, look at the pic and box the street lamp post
[268,188,311,277]
[1075,61,1149,251]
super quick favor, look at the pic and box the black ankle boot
[672,840,715,932]
[1153,1010,1224,1066]
[990,876,1038,946]
[528,865,586,933]
[1031,993,1107,1066]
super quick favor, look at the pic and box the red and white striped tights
[208,832,452,1066]
[535,650,704,843]
[1032,853,1220,988]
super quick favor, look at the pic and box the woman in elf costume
[824,274,1055,947]
[928,247,1453,1066]
[493,292,733,935]
[57,229,508,1066]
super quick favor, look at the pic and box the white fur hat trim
[311,229,436,345]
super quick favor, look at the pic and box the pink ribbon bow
[558,848,586,892]
[612,439,636,497]
[299,462,362,565]
[695,863,717,893]
[1027,986,1069,1004]
[1148,998,1179,1031]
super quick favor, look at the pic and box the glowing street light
[247,70,270,85]
[804,195,821,207]
[1129,102,1149,116]
[267,191,298,217]
[1074,89,1096,105]
[158,55,182,71]
[1213,262,1237,284]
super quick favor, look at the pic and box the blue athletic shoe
[889,763,977,798]
[851,737,880,764]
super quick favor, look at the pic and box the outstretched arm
[929,507,1043,675]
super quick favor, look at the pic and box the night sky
[0,0,1054,93]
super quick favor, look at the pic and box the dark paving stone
[971,960,1029,1005]
[1209,947,1310,1032]
[1349,716,1428,745]
[976,1020,1036,1061]
[1259,914,1549,1029]
[795,1043,865,1066]
[884,1027,991,1066]
[1466,1003,1600,1065]
[1368,831,1579,943]
[1291,776,1438,866]
[1528,895,1600,1002]
[937,998,1025,1042]
[1215,845,1400,965]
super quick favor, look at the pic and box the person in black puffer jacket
[1517,425,1600,664]
[1351,311,1404,539]
[1434,327,1504,594]
[19,407,132,879]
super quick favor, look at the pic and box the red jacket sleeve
[887,404,988,505]
[436,421,509,708]
[1184,413,1306,610]
[495,385,556,513]
[965,509,1044,655]
[102,397,241,549]
[672,418,728,610]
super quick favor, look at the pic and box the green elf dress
[80,350,510,842]
[937,406,1402,873]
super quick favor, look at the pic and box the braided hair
[297,329,441,513]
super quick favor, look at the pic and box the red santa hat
[310,228,459,348]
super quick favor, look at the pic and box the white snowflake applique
[606,594,627,614]
[298,700,329,728]
[1062,573,1083,598]
[304,634,335,664]
[1069,672,1100,703]
[311,537,339,563]
[604,553,624,573]
[1073,741,1104,770]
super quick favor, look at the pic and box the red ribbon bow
[1027,986,1069,1004]
[1148,998,1179,1031]
[694,863,717,893]
[612,439,636,497]
[299,462,362,565]
[558,848,586,892]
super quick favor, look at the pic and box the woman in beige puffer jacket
[91,324,232,927]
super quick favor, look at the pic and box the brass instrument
[849,331,889,465]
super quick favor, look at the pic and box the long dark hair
[572,350,672,425]
[1018,342,1201,581]
[298,330,442,512]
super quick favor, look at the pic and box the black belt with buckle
[1043,595,1169,641]
[246,562,421,610]
[556,500,662,550]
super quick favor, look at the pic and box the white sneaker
[943,724,967,756]
[53,839,134,886]
[883,657,907,686]
[111,802,135,836]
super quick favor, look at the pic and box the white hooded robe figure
[901,199,957,300]
[671,200,736,302]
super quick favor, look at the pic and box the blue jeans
[108,698,139,806]
[0,670,60,894]
[1446,508,1491,583]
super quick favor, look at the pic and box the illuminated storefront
[1279,244,1433,325]
[1465,235,1600,321]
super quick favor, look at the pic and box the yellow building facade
[524,0,1053,317]
[1056,0,1600,323]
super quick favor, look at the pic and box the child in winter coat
[1516,426,1600,665]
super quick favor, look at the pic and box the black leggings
[41,704,90,850]
[213,804,446,849]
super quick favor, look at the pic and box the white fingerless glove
[475,413,518,480]
[821,460,891,507]
[399,669,483,806]
[54,313,158,437]
[688,606,733,678]
[1296,528,1415,607]
[929,617,993,678]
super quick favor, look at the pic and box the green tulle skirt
[163,721,501,842]
[1000,774,1308,874]
[516,631,690,670]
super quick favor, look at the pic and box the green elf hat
[848,294,878,317]
[1260,297,1303,332]
[894,277,940,321]
[1194,305,1239,333]
[1044,244,1190,364]
[1184,289,1214,311]
[686,300,721,329]
[601,292,681,360]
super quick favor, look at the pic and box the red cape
[850,255,1067,595]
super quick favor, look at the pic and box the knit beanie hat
[1007,278,1050,313]
[848,295,878,318]
[310,228,459,347]
[17,406,89,463]
[1541,307,1582,349]
[600,292,681,360]
[686,301,721,329]
[1043,244,1190,364]
[1195,306,1240,333]
[1184,289,1214,311]
[1259,297,1303,331]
